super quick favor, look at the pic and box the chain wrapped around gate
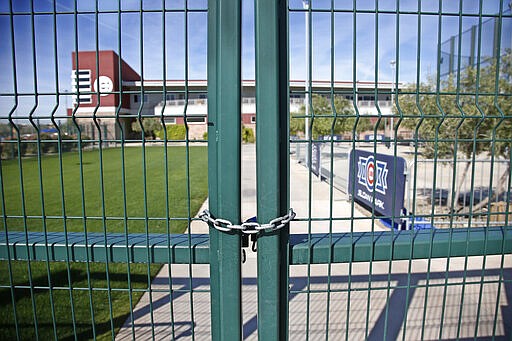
[199,208,296,234]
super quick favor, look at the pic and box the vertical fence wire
[365,2,378,339]
[159,1,176,339]
[72,3,97,338]
[411,2,425,338]
[183,2,197,339]
[93,1,116,338]
[0,131,20,340]
[439,2,465,338]
[492,145,511,337]
[457,1,487,339]
[28,0,59,337]
[116,1,135,339]
[138,3,157,339]
[347,1,358,338]
[383,0,397,337]
[490,2,509,336]
[474,1,505,334]
[325,1,335,339]
[305,2,313,338]
[50,0,78,337]
[13,0,40,337]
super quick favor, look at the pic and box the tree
[290,94,372,138]
[470,51,512,213]
[398,50,511,213]
[131,117,163,140]
[0,121,13,138]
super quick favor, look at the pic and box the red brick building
[70,51,400,140]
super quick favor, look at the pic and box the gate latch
[241,216,259,248]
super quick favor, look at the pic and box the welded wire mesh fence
[0,0,511,340]
[0,1,208,340]
[288,0,511,339]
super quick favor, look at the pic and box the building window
[164,117,176,124]
[134,94,148,103]
[71,69,92,104]
[251,116,256,123]
[358,95,375,101]
[186,116,206,124]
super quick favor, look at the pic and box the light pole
[389,60,396,141]
[303,0,310,166]
[64,89,69,114]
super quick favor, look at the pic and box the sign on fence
[348,149,406,224]
[311,143,321,176]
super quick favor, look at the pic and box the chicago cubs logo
[357,155,388,194]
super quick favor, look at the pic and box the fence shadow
[143,268,512,340]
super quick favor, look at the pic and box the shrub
[24,140,39,155]
[61,134,77,152]
[0,140,20,159]
[0,133,82,159]
[79,134,93,148]
[40,133,59,154]
[242,125,255,143]
[202,131,208,140]
[131,118,162,139]
[155,125,187,141]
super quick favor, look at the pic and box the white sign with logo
[93,76,113,96]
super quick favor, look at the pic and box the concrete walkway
[116,144,511,340]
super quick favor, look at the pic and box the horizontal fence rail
[4,227,510,265]
[0,232,209,264]
[290,227,512,264]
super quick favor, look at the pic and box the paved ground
[116,144,512,340]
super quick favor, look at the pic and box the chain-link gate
[0,0,511,340]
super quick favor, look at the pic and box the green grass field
[0,146,208,340]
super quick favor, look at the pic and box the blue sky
[0,0,510,121]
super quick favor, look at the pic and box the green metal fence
[0,0,511,340]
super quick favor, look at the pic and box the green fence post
[255,0,290,339]
[207,0,242,340]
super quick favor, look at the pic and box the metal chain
[199,208,296,234]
